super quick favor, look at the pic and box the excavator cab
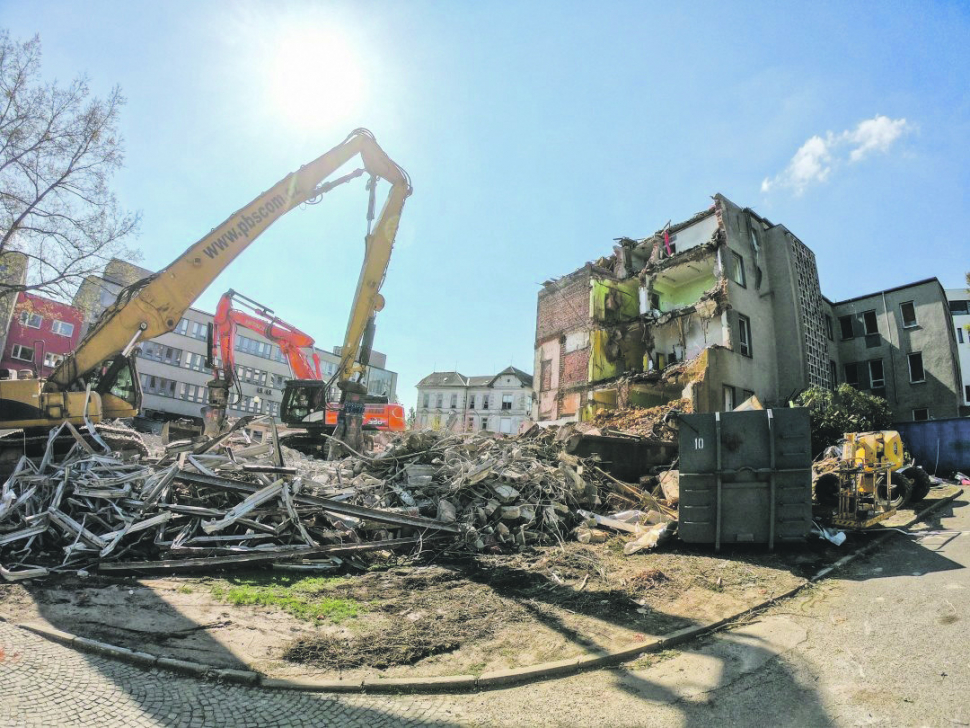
[85,355,142,420]
[280,379,333,428]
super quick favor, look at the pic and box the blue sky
[4,0,968,409]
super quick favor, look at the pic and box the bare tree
[0,30,139,301]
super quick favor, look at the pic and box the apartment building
[0,291,83,378]
[71,259,398,423]
[534,194,963,425]
[946,287,970,416]
[415,367,533,434]
[827,280,961,422]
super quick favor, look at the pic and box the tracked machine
[0,129,410,466]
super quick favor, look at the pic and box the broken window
[825,314,834,341]
[844,362,859,386]
[730,252,746,287]
[502,393,513,410]
[839,315,854,340]
[900,301,917,328]
[723,385,735,411]
[863,310,878,336]
[908,352,925,383]
[738,314,752,357]
[869,359,885,389]
[540,359,552,391]
[913,408,929,422]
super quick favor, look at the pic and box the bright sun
[268,26,365,130]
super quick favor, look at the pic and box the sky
[3,0,969,410]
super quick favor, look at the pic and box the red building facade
[0,292,83,378]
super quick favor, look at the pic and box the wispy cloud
[762,115,914,195]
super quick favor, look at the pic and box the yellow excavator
[0,128,411,460]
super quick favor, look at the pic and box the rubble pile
[586,398,691,440]
[0,419,661,580]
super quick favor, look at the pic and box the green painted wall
[653,273,716,311]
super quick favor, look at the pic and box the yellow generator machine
[815,430,930,528]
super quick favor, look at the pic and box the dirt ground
[0,486,958,681]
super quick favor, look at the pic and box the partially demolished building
[536,194,846,422]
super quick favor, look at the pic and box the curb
[14,488,962,695]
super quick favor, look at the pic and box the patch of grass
[176,584,194,594]
[208,574,359,623]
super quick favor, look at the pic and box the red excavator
[206,289,405,443]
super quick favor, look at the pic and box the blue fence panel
[892,418,970,475]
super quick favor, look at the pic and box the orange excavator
[205,289,405,445]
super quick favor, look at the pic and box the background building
[416,367,533,434]
[534,194,963,425]
[947,287,970,416]
[0,291,83,378]
[0,252,28,358]
[71,258,398,423]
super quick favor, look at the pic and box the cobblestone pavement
[0,621,465,728]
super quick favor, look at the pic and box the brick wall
[536,267,590,344]
[561,348,590,385]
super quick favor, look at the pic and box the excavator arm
[48,129,411,402]
[212,289,321,385]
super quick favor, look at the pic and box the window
[140,374,178,397]
[19,311,42,328]
[11,344,33,362]
[741,389,755,403]
[844,362,859,386]
[43,352,64,368]
[737,314,752,357]
[839,315,854,340]
[949,300,969,315]
[825,314,833,341]
[502,393,513,410]
[723,385,736,411]
[869,359,885,389]
[480,417,489,431]
[958,327,965,344]
[179,383,206,403]
[435,393,443,408]
[174,318,190,336]
[907,352,925,383]
[482,394,489,410]
[730,252,746,287]
[422,393,430,408]
[829,360,837,387]
[183,352,209,372]
[965,384,970,402]
[468,394,476,410]
[500,417,512,434]
[51,320,75,337]
[899,301,917,328]
[140,341,183,366]
[450,393,458,409]
[913,408,929,422]
[863,310,878,336]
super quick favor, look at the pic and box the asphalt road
[1,492,966,727]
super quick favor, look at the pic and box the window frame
[11,344,34,362]
[723,385,736,411]
[501,393,513,411]
[19,311,42,329]
[51,319,75,337]
[907,352,925,383]
[844,362,859,386]
[43,351,65,368]
[913,408,929,422]
[868,359,885,389]
[737,314,752,357]
[863,310,879,336]
[825,314,833,341]
[730,252,746,287]
[899,301,917,329]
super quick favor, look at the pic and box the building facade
[415,367,533,434]
[0,291,83,378]
[534,194,963,425]
[0,252,28,358]
[71,259,398,423]
[946,288,970,416]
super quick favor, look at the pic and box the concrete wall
[831,280,961,421]
[945,288,970,414]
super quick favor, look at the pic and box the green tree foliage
[794,384,893,456]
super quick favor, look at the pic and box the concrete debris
[0,418,671,579]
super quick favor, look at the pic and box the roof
[416,371,468,387]
[829,278,942,307]
[417,367,534,390]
